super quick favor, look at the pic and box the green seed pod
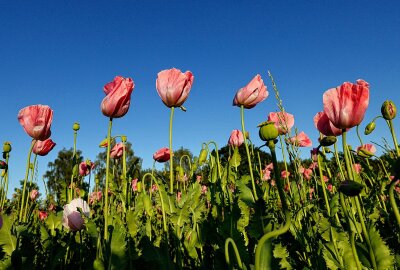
[72,122,80,131]
[381,100,397,120]
[338,180,364,197]
[319,136,337,147]
[3,142,11,153]
[258,121,279,141]
[364,122,376,135]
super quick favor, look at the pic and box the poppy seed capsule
[364,122,376,135]
[3,142,11,153]
[258,121,279,141]
[72,122,80,131]
[381,100,397,120]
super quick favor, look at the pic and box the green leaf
[273,243,292,269]
[229,147,241,168]
[110,225,128,269]
[369,226,394,270]
[0,215,17,256]
[236,179,255,204]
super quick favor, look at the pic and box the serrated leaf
[369,226,394,270]
[0,215,17,256]
[236,180,254,204]
[229,147,241,168]
[273,243,292,269]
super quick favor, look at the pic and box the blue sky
[1,1,400,196]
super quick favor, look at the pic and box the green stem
[23,154,37,222]
[142,173,167,232]
[255,139,291,270]
[169,107,175,193]
[387,119,400,157]
[104,118,113,240]
[69,130,78,202]
[279,135,291,195]
[1,153,10,209]
[240,105,258,200]
[317,152,331,216]
[388,179,400,227]
[207,141,222,179]
[225,238,244,270]
[19,140,35,222]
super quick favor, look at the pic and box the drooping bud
[364,122,376,135]
[319,136,337,147]
[0,160,7,169]
[3,142,11,153]
[338,180,364,197]
[357,148,374,158]
[72,122,80,131]
[258,121,279,141]
[381,100,397,120]
[198,148,208,164]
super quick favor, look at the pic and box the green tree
[43,148,83,203]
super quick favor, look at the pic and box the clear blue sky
[1,1,400,196]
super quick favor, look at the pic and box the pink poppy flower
[313,111,343,136]
[32,138,56,156]
[228,129,244,147]
[30,189,39,201]
[262,169,272,181]
[79,161,95,176]
[18,105,53,141]
[303,168,313,180]
[353,163,362,174]
[101,76,134,118]
[156,68,194,108]
[110,143,125,159]
[132,178,138,192]
[233,74,268,109]
[62,198,90,231]
[281,170,290,179]
[39,211,48,221]
[288,132,312,147]
[323,79,369,129]
[153,147,170,162]
[268,112,295,135]
[327,184,333,193]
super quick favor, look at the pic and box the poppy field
[0,69,399,269]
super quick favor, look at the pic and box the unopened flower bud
[381,100,397,120]
[72,122,80,131]
[258,121,279,141]
[198,149,208,164]
[3,142,11,153]
[338,180,364,197]
[121,135,127,143]
[364,122,376,135]
[319,136,337,147]
[0,160,7,170]
[357,148,374,158]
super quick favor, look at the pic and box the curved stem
[317,152,331,216]
[388,179,400,227]
[207,141,221,179]
[169,107,175,193]
[225,237,244,270]
[255,210,291,270]
[104,118,113,240]
[142,172,167,232]
[19,140,35,222]
[240,105,258,200]
[1,153,10,209]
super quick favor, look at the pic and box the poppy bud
[319,136,337,147]
[72,122,80,131]
[0,160,7,170]
[3,142,11,153]
[364,122,376,135]
[121,135,127,143]
[198,149,208,164]
[258,121,279,141]
[338,180,364,197]
[381,100,397,120]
